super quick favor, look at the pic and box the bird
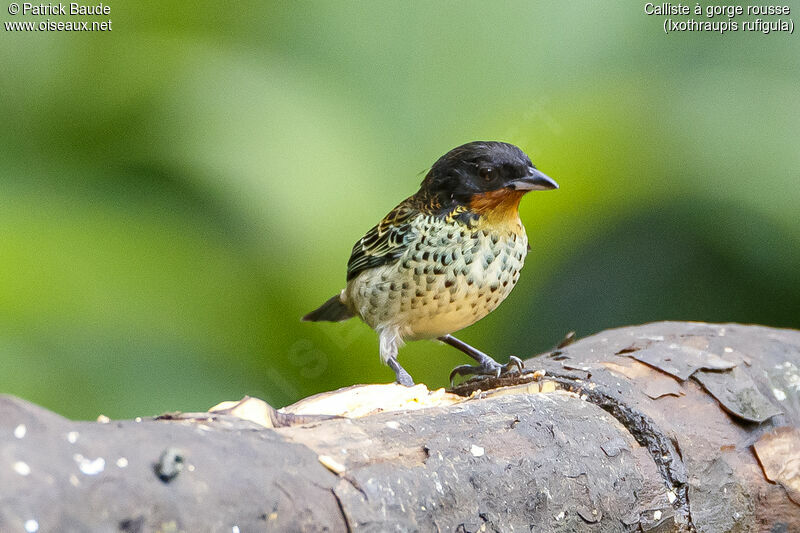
[303,141,558,386]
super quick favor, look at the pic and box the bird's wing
[346,199,420,281]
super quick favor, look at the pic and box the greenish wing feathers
[346,202,419,281]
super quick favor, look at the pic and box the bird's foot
[449,355,526,387]
[388,357,415,387]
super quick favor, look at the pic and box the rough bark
[1,322,798,532]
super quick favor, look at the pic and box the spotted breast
[345,203,528,350]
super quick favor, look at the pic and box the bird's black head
[419,141,558,207]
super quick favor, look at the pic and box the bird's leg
[380,328,414,386]
[387,357,414,387]
[438,334,525,385]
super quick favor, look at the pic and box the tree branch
[1,322,798,532]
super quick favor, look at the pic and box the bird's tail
[302,293,354,322]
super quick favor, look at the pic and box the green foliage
[1,2,798,419]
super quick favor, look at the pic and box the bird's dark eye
[479,167,494,182]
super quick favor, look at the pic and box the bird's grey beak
[508,168,559,191]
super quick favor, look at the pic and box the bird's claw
[507,355,525,374]
[449,355,526,387]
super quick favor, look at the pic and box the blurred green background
[1,2,798,420]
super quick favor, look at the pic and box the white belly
[345,221,527,342]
